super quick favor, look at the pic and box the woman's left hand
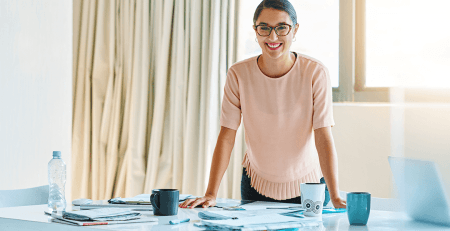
[331,197,346,209]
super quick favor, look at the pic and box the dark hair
[253,0,297,26]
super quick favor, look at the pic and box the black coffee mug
[150,189,179,216]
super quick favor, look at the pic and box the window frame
[334,0,450,103]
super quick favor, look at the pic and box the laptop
[388,156,450,226]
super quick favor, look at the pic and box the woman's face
[254,8,298,60]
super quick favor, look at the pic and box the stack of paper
[51,208,158,226]
[51,214,158,226]
[63,208,140,221]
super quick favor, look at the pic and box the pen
[169,218,190,225]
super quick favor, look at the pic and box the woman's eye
[277,26,287,30]
[260,26,271,31]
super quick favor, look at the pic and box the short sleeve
[220,68,242,130]
[312,66,335,130]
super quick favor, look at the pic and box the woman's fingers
[178,196,217,209]
[188,198,205,209]
[179,198,196,208]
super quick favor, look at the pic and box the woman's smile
[266,43,282,50]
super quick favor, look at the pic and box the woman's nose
[268,29,278,41]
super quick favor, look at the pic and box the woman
[180,0,346,209]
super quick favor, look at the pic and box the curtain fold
[72,0,96,199]
[73,0,242,200]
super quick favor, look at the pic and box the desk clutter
[193,201,347,230]
[47,193,347,229]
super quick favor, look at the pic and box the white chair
[338,190,401,212]
[0,185,49,208]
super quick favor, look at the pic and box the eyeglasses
[254,24,292,37]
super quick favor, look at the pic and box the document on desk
[109,194,193,204]
[240,201,303,210]
[80,202,154,210]
[207,208,301,219]
[201,214,321,229]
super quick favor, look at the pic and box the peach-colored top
[220,52,335,200]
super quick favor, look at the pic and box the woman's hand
[331,196,346,209]
[179,194,217,209]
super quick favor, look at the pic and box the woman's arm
[314,126,347,208]
[179,126,237,208]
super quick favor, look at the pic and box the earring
[255,37,258,43]
[293,37,297,42]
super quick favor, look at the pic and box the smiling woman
[180,0,346,210]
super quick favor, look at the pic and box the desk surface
[0,199,450,231]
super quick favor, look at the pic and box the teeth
[267,43,281,48]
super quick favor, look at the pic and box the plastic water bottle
[48,151,66,212]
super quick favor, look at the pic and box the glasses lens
[275,25,290,36]
[257,26,271,36]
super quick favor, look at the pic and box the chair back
[0,185,49,208]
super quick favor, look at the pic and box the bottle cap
[53,151,62,158]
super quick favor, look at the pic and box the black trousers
[241,168,330,206]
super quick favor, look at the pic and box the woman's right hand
[178,194,217,209]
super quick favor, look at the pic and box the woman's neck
[258,52,296,78]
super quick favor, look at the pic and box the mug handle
[150,193,160,210]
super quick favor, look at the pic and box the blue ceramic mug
[150,189,179,216]
[347,192,371,225]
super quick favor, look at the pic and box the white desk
[1,200,450,231]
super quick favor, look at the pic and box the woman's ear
[293,23,299,36]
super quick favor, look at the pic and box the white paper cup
[301,183,326,217]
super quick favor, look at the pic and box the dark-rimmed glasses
[254,24,292,36]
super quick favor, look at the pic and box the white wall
[332,104,392,198]
[0,0,72,200]
[333,103,450,198]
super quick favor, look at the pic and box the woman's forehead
[256,8,293,26]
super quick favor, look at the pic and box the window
[356,0,450,102]
[365,0,450,88]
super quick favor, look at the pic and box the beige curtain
[72,0,243,200]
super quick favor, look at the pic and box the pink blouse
[220,52,335,200]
